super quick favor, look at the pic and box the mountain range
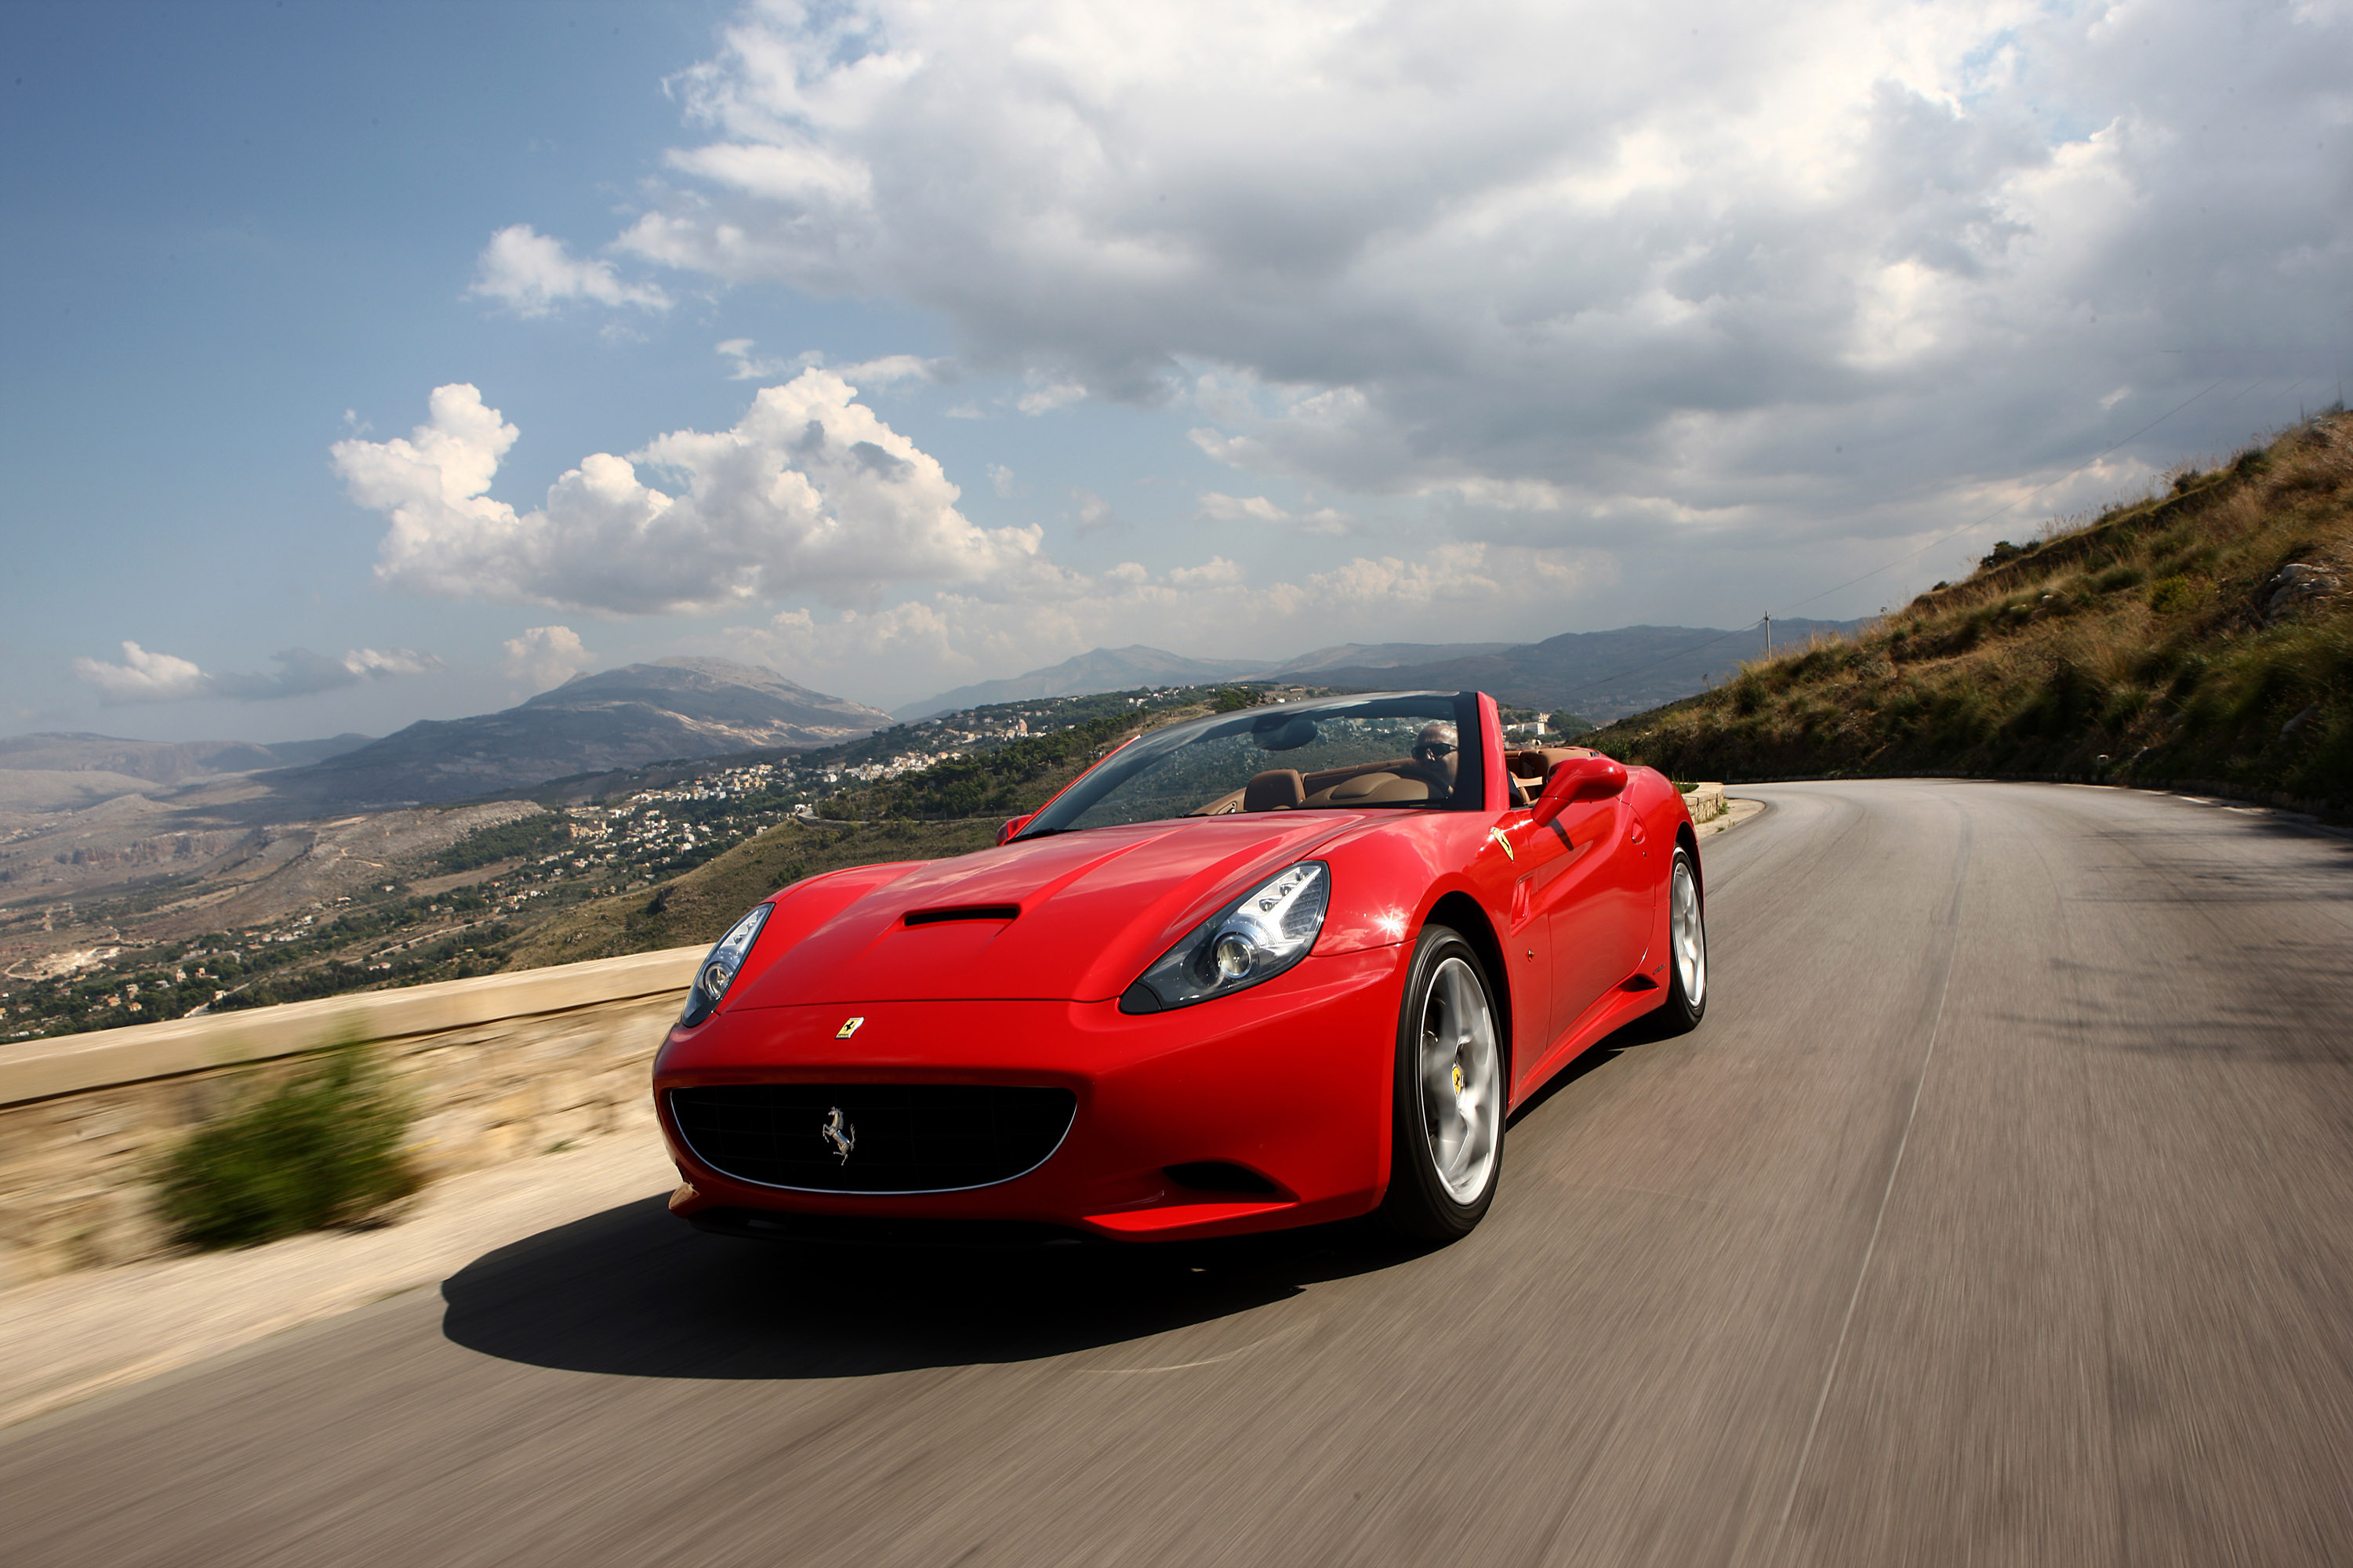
[896,622,1865,724]
[0,731,376,814]
[895,641,1519,718]
[268,659,895,806]
[5,622,1866,821]
[0,731,372,785]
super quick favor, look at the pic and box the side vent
[903,904,1022,927]
[1164,1161,1279,1196]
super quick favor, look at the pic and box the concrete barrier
[0,946,703,1290]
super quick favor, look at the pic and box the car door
[1491,803,1572,1080]
[1541,789,1652,1044]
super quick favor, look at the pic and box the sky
[3,0,2348,743]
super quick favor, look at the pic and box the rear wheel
[1653,846,1707,1035]
[1380,925,1505,1242]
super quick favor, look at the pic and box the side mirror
[997,814,1033,845]
[1529,756,1627,828]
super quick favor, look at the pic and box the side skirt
[1506,977,1666,1111]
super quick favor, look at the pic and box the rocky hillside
[1592,412,2352,809]
[274,659,893,806]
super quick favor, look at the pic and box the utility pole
[1763,613,1772,657]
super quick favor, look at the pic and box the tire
[1653,845,1708,1036]
[1380,925,1506,1243]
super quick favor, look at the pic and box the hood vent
[903,903,1022,927]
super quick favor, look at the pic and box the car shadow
[440,1196,1423,1383]
[443,1000,1672,1385]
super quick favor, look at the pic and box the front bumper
[652,944,1408,1242]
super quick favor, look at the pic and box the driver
[1404,720,1459,798]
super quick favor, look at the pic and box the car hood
[728,815,1362,1007]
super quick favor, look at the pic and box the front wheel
[1380,925,1505,1243]
[1652,845,1708,1036]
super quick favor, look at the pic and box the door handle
[1629,821,1647,846]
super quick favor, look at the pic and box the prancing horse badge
[836,1016,865,1039]
[820,1107,855,1164]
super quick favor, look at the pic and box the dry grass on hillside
[1596,412,2353,807]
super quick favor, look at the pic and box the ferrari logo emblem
[820,1107,856,1164]
[836,1016,865,1039]
[1451,1064,1465,1095]
[1488,827,1516,861]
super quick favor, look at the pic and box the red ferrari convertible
[654,689,1706,1245]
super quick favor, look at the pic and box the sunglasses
[1412,742,1457,760]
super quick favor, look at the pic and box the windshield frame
[1014,690,1488,840]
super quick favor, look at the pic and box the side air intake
[1164,1161,1280,1196]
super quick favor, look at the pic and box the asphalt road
[5,780,2351,1567]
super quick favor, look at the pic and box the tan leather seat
[1507,746,1589,780]
[1324,771,1429,803]
[1243,768,1306,811]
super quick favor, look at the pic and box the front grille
[670,1083,1077,1193]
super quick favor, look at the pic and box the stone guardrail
[0,946,704,1290]
[1681,782,1727,822]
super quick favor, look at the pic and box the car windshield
[1018,691,1486,837]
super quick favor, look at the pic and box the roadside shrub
[2148,575,2199,614]
[2100,685,2151,728]
[155,1040,419,1249]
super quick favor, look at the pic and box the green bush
[155,1040,420,1249]
[436,811,567,873]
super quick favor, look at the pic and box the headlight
[1120,862,1328,1014]
[679,903,772,1026]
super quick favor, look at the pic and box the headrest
[1243,768,1307,811]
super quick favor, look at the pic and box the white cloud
[1016,378,1087,415]
[834,353,943,387]
[987,463,1017,498]
[501,626,597,689]
[470,224,670,317]
[590,0,2351,567]
[335,648,441,681]
[70,642,206,702]
[717,339,821,380]
[717,340,945,387]
[1196,492,1291,522]
[1067,489,1120,536]
[1196,491,1356,535]
[71,642,443,704]
[332,372,1044,615]
[1168,555,1246,588]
